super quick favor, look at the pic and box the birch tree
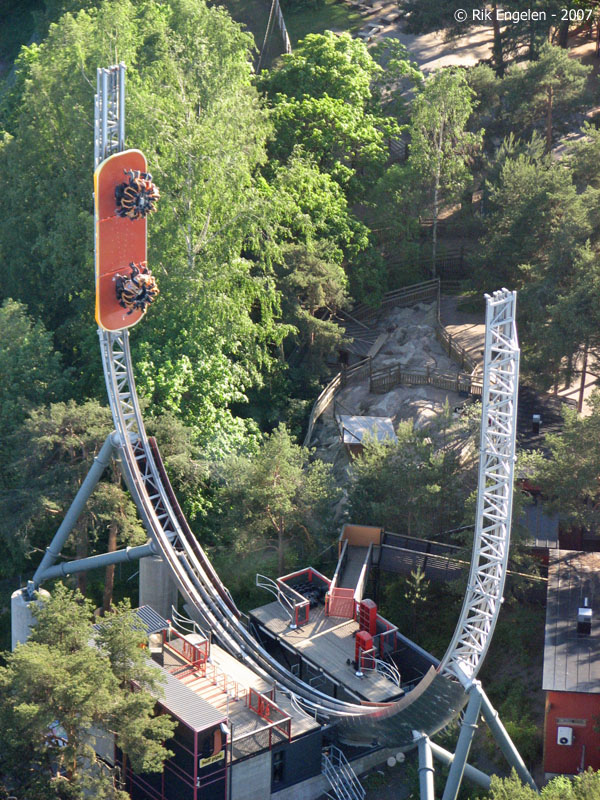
[406,68,481,276]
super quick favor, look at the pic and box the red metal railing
[163,627,209,673]
[247,688,292,746]
[325,587,355,618]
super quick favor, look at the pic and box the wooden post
[369,356,373,392]
[448,333,453,357]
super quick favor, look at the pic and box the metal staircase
[322,746,365,800]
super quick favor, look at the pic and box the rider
[115,262,159,314]
[115,170,160,220]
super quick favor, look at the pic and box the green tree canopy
[485,768,600,799]
[215,423,341,574]
[260,31,380,107]
[0,400,145,586]
[262,150,370,263]
[502,42,591,152]
[347,415,475,538]
[275,242,351,381]
[0,584,175,799]
[0,0,289,452]
[260,32,401,202]
[406,67,482,272]
[475,149,591,291]
[529,390,600,533]
[0,299,69,437]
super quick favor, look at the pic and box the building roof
[523,501,559,550]
[337,415,397,445]
[133,605,171,634]
[153,662,227,732]
[93,605,170,636]
[543,551,600,693]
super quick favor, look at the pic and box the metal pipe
[101,68,108,160]
[36,541,156,583]
[429,742,490,790]
[94,68,101,168]
[479,688,537,791]
[441,686,483,800]
[416,733,435,800]
[30,433,117,593]
[118,63,126,150]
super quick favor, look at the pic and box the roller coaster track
[93,65,521,751]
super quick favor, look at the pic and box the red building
[543,551,600,777]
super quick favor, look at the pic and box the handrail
[322,745,366,800]
[353,543,372,604]
[374,658,402,687]
[330,538,349,593]
[170,605,208,639]
[256,573,309,628]
[369,365,482,396]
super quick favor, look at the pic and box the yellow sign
[199,750,225,768]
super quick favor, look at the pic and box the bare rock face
[312,301,468,465]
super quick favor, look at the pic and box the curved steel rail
[99,328,468,739]
[94,64,519,745]
[97,286,519,745]
[439,289,519,686]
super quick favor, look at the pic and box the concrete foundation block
[11,587,51,650]
[139,555,178,620]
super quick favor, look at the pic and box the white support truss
[94,64,125,169]
[440,289,520,684]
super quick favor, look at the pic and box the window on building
[272,750,286,785]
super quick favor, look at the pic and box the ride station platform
[250,566,407,705]
[251,599,403,703]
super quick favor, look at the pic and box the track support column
[429,742,490,790]
[30,433,117,594]
[479,688,537,791]
[11,587,51,650]
[140,554,179,620]
[441,683,483,800]
[415,732,436,800]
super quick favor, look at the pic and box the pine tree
[0,585,175,799]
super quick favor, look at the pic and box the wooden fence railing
[302,278,480,446]
[369,366,482,396]
[434,324,478,374]
[303,373,342,448]
[341,279,440,327]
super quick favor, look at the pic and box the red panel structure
[355,630,373,666]
[325,588,355,619]
[94,149,147,331]
[358,599,378,635]
[544,691,600,775]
